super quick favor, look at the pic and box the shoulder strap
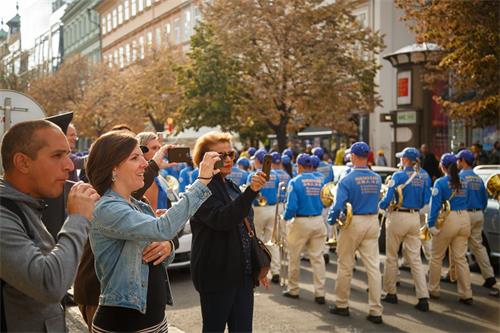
[449,189,457,201]
[0,198,34,240]
[401,171,418,190]
[243,218,255,239]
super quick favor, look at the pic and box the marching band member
[247,149,281,283]
[448,149,496,289]
[312,147,334,183]
[226,157,250,187]
[427,154,472,304]
[327,142,383,324]
[282,154,326,304]
[379,147,430,311]
[311,155,326,184]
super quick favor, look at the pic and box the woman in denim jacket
[85,131,220,332]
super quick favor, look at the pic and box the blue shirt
[247,169,280,205]
[327,167,381,224]
[190,168,199,184]
[274,169,291,202]
[178,166,195,193]
[313,171,325,184]
[226,167,249,187]
[379,167,431,210]
[317,161,334,183]
[161,163,184,179]
[460,168,488,210]
[283,172,323,220]
[154,177,170,209]
[427,175,468,228]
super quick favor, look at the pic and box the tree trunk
[147,113,164,132]
[275,116,288,152]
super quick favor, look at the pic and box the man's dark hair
[1,120,60,172]
[86,131,139,195]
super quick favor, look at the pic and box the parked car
[168,221,192,270]
[472,165,500,261]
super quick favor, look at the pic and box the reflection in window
[138,0,144,12]
[118,5,123,25]
[124,0,130,20]
[112,9,117,29]
[107,13,112,32]
[131,0,137,16]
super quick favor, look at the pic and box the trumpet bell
[419,225,431,241]
[257,193,268,206]
[320,182,336,207]
[486,173,500,201]
[337,203,353,229]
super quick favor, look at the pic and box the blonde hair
[136,132,158,146]
[192,131,232,167]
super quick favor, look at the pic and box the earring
[111,172,117,182]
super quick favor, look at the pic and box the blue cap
[456,149,474,164]
[440,153,457,167]
[310,155,320,168]
[281,155,291,166]
[312,147,324,159]
[395,147,420,161]
[283,148,294,159]
[271,152,281,164]
[297,153,312,167]
[237,157,250,168]
[247,147,257,157]
[252,148,267,163]
[346,141,370,158]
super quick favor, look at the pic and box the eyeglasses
[218,151,236,160]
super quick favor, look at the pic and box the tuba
[486,173,500,201]
[320,181,336,207]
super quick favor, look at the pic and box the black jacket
[190,174,258,293]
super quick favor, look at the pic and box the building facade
[94,0,200,69]
[61,0,102,63]
[0,13,25,76]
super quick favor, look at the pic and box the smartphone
[166,147,191,163]
[262,154,272,181]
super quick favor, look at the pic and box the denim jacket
[90,180,211,314]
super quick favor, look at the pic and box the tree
[396,0,499,125]
[178,0,384,150]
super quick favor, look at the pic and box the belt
[394,208,419,213]
[296,214,321,218]
[467,209,482,212]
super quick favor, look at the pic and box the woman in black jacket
[190,131,267,333]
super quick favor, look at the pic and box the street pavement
[67,252,500,332]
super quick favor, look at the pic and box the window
[183,9,191,40]
[125,43,131,64]
[174,18,180,44]
[138,0,144,12]
[147,31,153,46]
[114,49,119,65]
[108,54,113,67]
[119,47,124,68]
[139,36,145,59]
[155,27,161,46]
[112,9,117,29]
[101,18,107,34]
[193,6,201,24]
[107,13,112,32]
[146,0,152,7]
[118,5,123,25]
[124,0,130,20]
[131,0,137,16]
[165,22,171,34]
[132,40,137,62]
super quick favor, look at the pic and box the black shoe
[282,291,299,299]
[329,305,350,316]
[315,296,325,304]
[271,274,280,284]
[459,298,473,305]
[483,277,497,289]
[415,298,429,312]
[366,315,383,324]
[62,293,77,307]
[382,293,398,304]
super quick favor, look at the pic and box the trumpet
[256,192,268,206]
[270,181,288,288]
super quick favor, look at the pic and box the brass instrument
[256,192,268,206]
[337,203,353,229]
[159,175,180,202]
[269,181,288,288]
[320,181,336,207]
[486,173,500,201]
[271,182,287,245]
[419,192,453,241]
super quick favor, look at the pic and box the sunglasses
[218,151,236,160]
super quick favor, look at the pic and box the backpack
[0,198,33,332]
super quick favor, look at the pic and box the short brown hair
[1,120,60,172]
[86,131,139,195]
[192,131,232,167]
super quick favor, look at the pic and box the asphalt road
[67,253,500,332]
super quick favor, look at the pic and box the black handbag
[243,218,271,286]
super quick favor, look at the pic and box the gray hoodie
[0,179,89,332]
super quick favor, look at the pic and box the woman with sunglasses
[427,153,472,304]
[85,130,219,332]
[190,132,267,333]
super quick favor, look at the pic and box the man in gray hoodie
[0,119,99,332]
